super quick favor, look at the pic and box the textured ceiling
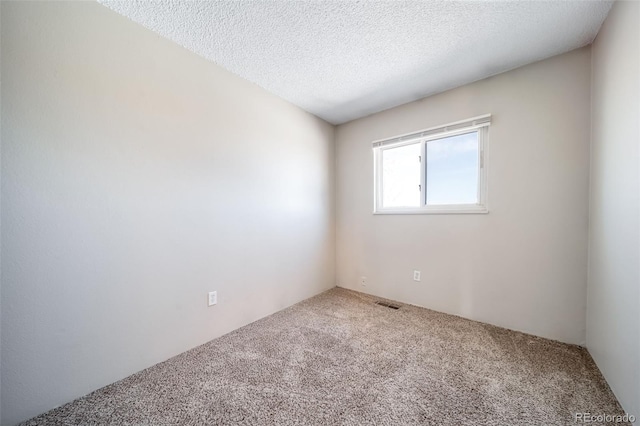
[98,0,613,125]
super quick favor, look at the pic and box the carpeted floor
[22,287,626,425]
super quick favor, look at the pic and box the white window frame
[373,114,490,215]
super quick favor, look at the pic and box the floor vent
[375,301,401,310]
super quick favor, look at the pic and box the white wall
[587,0,640,417]
[336,48,591,345]
[0,2,335,425]
[0,2,3,423]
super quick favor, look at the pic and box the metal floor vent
[375,301,401,310]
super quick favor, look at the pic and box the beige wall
[587,0,640,418]
[0,2,335,424]
[336,47,591,345]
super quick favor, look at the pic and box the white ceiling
[98,0,613,125]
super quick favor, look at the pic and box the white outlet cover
[360,276,367,286]
[208,291,217,306]
[413,271,421,282]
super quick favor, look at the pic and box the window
[373,115,490,214]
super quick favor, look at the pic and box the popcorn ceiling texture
[97,0,612,124]
[21,288,626,425]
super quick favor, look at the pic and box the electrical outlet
[360,276,367,287]
[208,291,217,306]
[413,270,421,282]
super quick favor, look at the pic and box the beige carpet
[22,288,626,425]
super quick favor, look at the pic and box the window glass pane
[426,132,479,205]
[382,143,421,208]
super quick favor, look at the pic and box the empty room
[1,0,638,425]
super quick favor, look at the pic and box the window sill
[373,206,489,215]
